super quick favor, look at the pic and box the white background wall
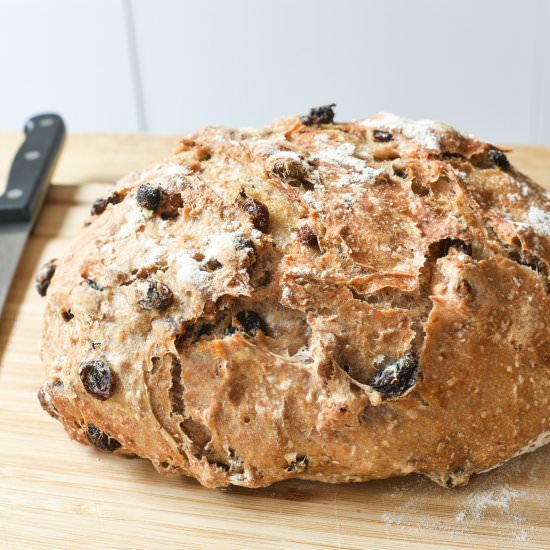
[0,0,549,144]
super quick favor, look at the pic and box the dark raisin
[79,360,115,400]
[86,424,121,451]
[297,224,319,248]
[411,179,429,196]
[35,259,57,297]
[201,258,223,272]
[136,183,162,210]
[446,477,458,488]
[488,149,510,170]
[160,211,178,220]
[233,237,257,265]
[84,278,103,291]
[91,197,109,216]
[286,179,301,188]
[233,236,255,252]
[369,353,418,398]
[233,311,266,336]
[197,324,213,337]
[169,192,183,209]
[373,129,393,142]
[61,309,74,322]
[239,198,269,232]
[90,191,121,216]
[301,104,336,126]
[110,191,121,204]
[286,455,309,472]
[393,168,407,179]
[445,466,467,488]
[438,238,472,258]
[138,279,173,310]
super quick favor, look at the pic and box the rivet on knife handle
[0,113,65,224]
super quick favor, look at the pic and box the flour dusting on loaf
[37,108,550,489]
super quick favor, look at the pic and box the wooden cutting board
[0,133,549,550]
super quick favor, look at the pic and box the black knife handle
[0,113,65,224]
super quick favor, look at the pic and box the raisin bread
[37,107,550,488]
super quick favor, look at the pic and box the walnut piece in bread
[38,108,550,489]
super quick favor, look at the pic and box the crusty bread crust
[38,110,550,488]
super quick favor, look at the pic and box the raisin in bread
[37,107,550,489]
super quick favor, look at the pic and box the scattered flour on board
[382,481,534,544]
[380,446,550,546]
[382,512,403,526]
[462,487,526,521]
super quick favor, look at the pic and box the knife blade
[0,114,65,318]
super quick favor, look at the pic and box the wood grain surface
[0,133,548,550]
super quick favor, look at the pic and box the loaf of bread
[37,107,550,489]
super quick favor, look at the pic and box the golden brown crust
[38,111,550,488]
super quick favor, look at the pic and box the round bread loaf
[37,108,550,488]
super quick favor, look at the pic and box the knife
[0,113,65,319]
